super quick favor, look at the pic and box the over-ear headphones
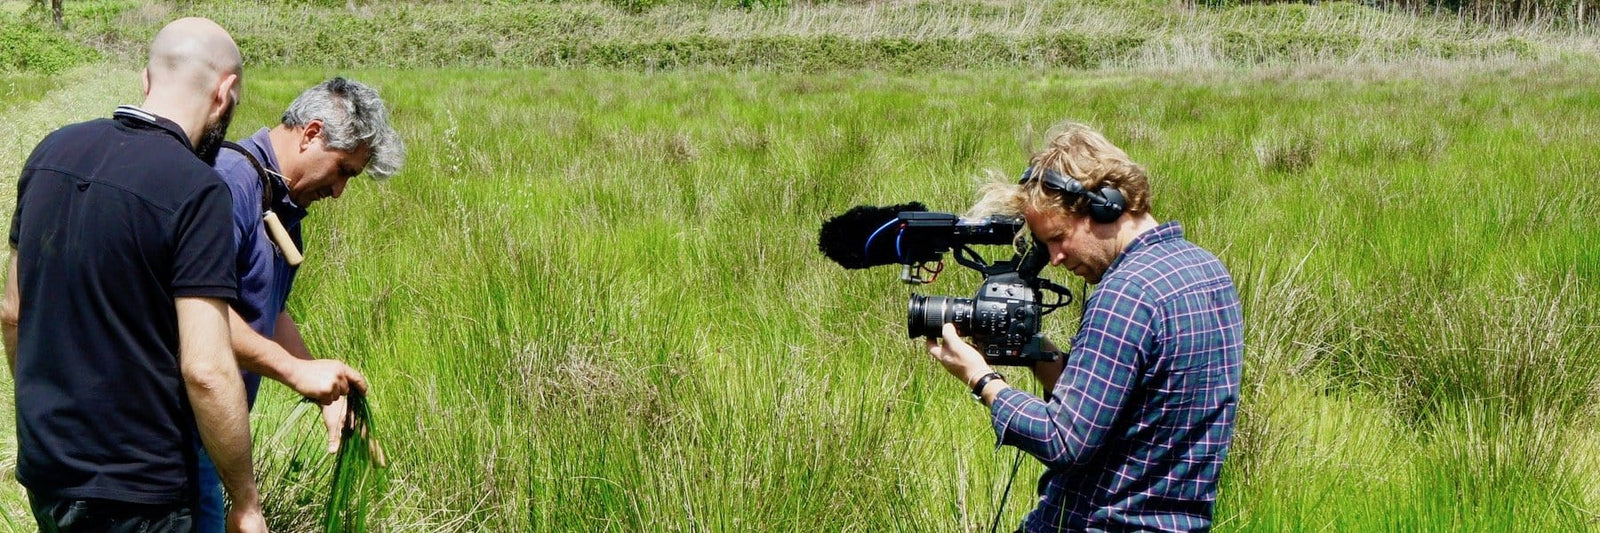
[1019,166,1126,224]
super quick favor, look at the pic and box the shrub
[0,18,101,74]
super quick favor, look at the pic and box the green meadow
[3,1,1600,531]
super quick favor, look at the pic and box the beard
[196,97,236,166]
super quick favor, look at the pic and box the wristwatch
[970,372,1006,401]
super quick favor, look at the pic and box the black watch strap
[970,372,1006,400]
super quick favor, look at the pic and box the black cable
[990,447,1027,533]
[988,280,1091,533]
[989,375,1047,533]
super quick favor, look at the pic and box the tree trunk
[51,0,63,28]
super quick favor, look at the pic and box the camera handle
[1034,279,1076,316]
[899,243,998,284]
[952,244,999,275]
[975,243,1077,318]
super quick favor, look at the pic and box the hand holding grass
[321,395,349,454]
[323,389,388,532]
[286,358,368,405]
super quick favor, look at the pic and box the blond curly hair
[967,121,1152,221]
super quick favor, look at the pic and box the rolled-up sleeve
[990,277,1154,470]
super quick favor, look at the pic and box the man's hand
[226,500,268,533]
[321,395,349,454]
[926,323,993,388]
[284,359,368,405]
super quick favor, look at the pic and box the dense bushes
[212,29,1536,71]
[0,0,1586,74]
[0,18,100,74]
[549,33,1152,71]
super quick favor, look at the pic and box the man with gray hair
[4,17,267,532]
[195,76,404,532]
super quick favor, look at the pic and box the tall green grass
[0,74,59,112]
[137,61,1593,530]
[1,60,1598,530]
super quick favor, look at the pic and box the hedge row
[0,1,1563,74]
[222,32,1539,71]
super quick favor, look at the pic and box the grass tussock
[1253,132,1320,173]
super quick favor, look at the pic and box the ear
[299,120,324,152]
[141,69,151,97]
[212,73,239,121]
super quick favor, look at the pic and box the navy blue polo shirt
[213,127,305,406]
[8,106,237,504]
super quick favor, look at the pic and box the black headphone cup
[1090,187,1127,224]
[1022,166,1126,223]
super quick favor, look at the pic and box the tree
[33,0,63,28]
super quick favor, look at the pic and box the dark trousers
[26,491,194,533]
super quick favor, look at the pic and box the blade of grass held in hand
[324,389,389,533]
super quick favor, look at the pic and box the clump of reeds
[323,389,389,533]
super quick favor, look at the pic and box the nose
[1048,243,1067,266]
[330,178,348,199]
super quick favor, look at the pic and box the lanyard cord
[219,141,304,266]
[219,141,281,214]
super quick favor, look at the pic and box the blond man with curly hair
[929,121,1244,533]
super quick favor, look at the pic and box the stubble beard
[196,99,236,166]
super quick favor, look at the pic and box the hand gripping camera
[818,203,1073,366]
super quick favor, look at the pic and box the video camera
[817,203,1073,366]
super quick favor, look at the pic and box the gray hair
[281,77,405,179]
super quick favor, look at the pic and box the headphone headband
[1019,166,1126,224]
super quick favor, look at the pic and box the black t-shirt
[9,106,237,504]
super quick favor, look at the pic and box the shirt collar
[1105,221,1184,277]
[112,105,195,152]
[238,127,309,219]
[241,127,281,174]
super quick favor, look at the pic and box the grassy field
[9,59,1599,530]
[3,1,1600,532]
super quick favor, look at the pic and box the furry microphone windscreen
[817,202,927,269]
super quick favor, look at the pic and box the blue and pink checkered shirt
[990,221,1243,533]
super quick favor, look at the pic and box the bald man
[2,17,268,532]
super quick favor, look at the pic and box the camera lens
[908,293,973,339]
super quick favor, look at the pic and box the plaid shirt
[990,222,1243,533]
